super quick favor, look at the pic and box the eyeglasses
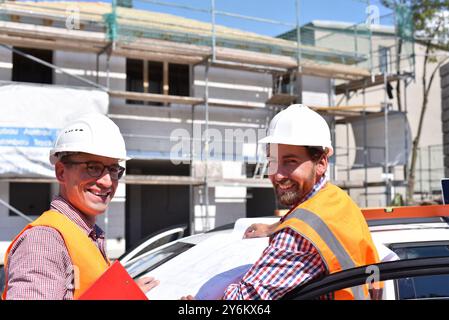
[62,161,125,180]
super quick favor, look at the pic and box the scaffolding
[0,0,418,230]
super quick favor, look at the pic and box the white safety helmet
[259,104,334,156]
[49,113,130,165]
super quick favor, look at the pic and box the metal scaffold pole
[106,53,111,89]
[363,87,368,207]
[295,0,302,73]
[384,72,392,205]
[203,59,210,231]
[345,89,351,196]
[190,65,196,235]
[96,53,100,85]
[367,0,374,79]
[211,0,216,62]
[329,79,336,181]
[404,77,410,201]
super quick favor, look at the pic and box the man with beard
[221,104,380,300]
[2,114,158,299]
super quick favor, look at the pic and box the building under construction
[0,0,440,258]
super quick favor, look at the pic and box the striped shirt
[4,196,106,300]
[223,176,331,300]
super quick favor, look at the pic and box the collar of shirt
[50,195,105,241]
[280,175,328,223]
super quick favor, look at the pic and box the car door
[282,256,449,300]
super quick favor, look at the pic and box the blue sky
[82,0,394,36]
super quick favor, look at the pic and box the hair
[57,152,80,163]
[305,146,327,163]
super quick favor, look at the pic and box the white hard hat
[49,113,130,165]
[259,104,334,156]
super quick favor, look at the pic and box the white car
[120,205,449,300]
[2,205,449,299]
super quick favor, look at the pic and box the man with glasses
[2,113,158,300]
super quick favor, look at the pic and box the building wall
[0,45,12,81]
[334,42,444,206]
[111,64,275,235]
[0,44,333,255]
[313,26,404,73]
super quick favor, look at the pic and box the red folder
[79,260,148,300]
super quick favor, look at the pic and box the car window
[124,241,194,279]
[310,275,449,300]
[391,242,449,299]
[396,274,449,300]
[392,244,449,260]
[282,255,449,300]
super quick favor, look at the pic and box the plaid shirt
[4,196,106,300]
[223,176,331,300]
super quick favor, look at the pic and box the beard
[274,180,302,207]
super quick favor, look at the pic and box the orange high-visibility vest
[2,210,110,300]
[275,183,380,300]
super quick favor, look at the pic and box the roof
[2,2,372,54]
[0,1,371,79]
[308,20,395,35]
[277,20,396,47]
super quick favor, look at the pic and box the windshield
[124,241,195,279]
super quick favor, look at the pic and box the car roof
[371,223,449,245]
[363,205,449,246]
[182,213,449,246]
[144,207,449,261]
[180,229,232,245]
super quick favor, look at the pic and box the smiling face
[267,144,328,208]
[55,153,119,224]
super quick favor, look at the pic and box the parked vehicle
[121,205,449,300]
[2,205,449,300]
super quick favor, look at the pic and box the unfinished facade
[0,1,429,258]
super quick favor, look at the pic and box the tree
[382,0,449,203]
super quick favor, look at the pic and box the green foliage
[381,0,449,50]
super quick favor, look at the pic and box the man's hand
[180,295,195,300]
[243,222,280,239]
[135,276,160,294]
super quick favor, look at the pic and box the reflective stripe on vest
[2,210,110,300]
[283,208,366,300]
[275,183,380,300]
